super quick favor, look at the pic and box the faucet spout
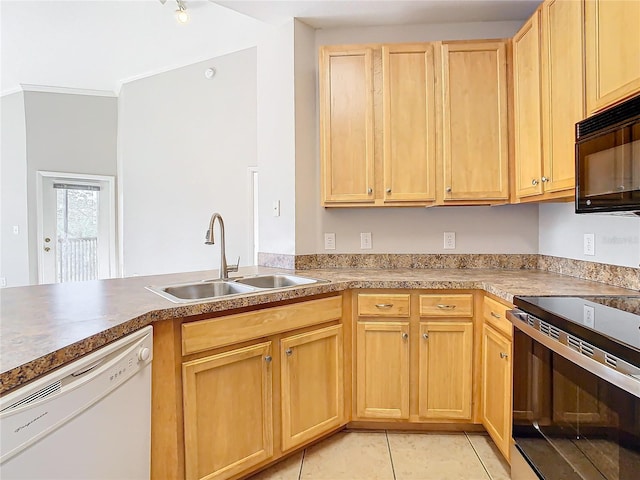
[205,213,229,280]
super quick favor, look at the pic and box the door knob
[44,247,51,252]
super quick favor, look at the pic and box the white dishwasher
[0,325,153,480]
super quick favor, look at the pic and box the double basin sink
[147,274,327,303]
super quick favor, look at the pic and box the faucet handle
[228,256,240,273]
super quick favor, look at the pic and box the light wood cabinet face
[280,325,345,452]
[356,321,410,419]
[418,322,473,419]
[441,42,509,201]
[182,343,273,480]
[382,44,437,202]
[541,0,584,193]
[513,12,544,198]
[481,325,512,462]
[585,0,640,114]
[320,48,375,204]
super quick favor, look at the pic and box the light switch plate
[272,200,280,217]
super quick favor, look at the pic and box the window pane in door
[55,186,99,282]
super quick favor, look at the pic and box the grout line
[385,430,397,480]
[297,448,306,480]
[465,432,493,480]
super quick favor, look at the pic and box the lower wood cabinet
[481,323,512,461]
[418,322,473,419]
[182,342,274,480]
[280,325,344,451]
[356,321,410,419]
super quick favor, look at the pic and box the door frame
[36,171,117,283]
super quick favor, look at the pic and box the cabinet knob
[446,186,452,193]
[264,355,272,363]
[285,348,293,356]
[386,188,391,193]
[531,179,539,186]
[367,187,373,194]
[422,333,429,340]
[541,176,549,183]
[500,352,509,359]
[402,332,409,340]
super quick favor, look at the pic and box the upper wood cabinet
[540,0,584,194]
[382,44,437,203]
[513,0,584,201]
[584,0,640,115]
[319,47,375,204]
[513,10,544,198]
[440,41,510,202]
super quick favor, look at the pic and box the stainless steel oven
[576,94,640,216]
[508,296,640,480]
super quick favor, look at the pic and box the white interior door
[38,172,116,284]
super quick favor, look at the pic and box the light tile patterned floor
[247,431,510,480]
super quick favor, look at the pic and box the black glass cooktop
[513,295,640,366]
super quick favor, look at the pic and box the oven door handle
[507,310,640,398]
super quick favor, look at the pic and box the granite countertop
[1,266,636,395]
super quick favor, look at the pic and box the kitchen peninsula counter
[1,266,636,395]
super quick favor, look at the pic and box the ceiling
[1,0,538,95]
[214,0,540,29]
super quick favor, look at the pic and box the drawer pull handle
[375,303,394,309]
[422,333,429,340]
[436,304,456,310]
[500,352,509,359]
[285,348,293,356]
[490,311,502,319]
[402,332,409,340]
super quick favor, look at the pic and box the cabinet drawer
[419,294,473,317]
[182,296,342,355]
[483,296,512,338]
[357,294,410,317]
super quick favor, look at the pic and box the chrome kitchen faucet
[205,213,239,280]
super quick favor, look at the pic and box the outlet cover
[444,232,456,249]
[360,232,372,250]
[324,233,336,250]
[583,233,595,256]
[0,277,6,287]
[583,305,595,328]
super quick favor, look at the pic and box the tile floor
[247,431,510,480]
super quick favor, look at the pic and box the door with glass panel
[38,172,115,284]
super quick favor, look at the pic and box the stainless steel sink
[234,274,326,289]
[146,280,258,303]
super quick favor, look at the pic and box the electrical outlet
[0,277,6,287]
[583,305,595,328]
[324,233,336,250]
[360,232,372,250]
[584,233,595,256]
[444,232,456,249]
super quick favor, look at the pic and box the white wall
[539,203,640,268]
[0,92,30,287]
[292,20,540,255]
[23,91,118,283]
[119,48,257,277]
[256,22,297,255]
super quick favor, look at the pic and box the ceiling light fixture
[175,0,190,24]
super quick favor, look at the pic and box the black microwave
[575,94,640,216]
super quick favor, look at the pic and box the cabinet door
[418,322,473,419]
[356,322,410,419]
[481,325,512,462]
[280,325,344,451]
[441,41,509,201]
[382,44,437,203]
[513,11,544,198]
[585,0,640,115]
[320,47,375,204]
[541,0,584,193]
[182,343,273,480]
